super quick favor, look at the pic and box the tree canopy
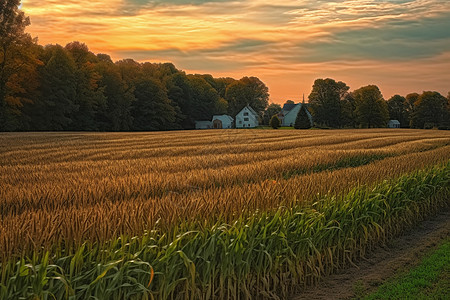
[0,2,447,132]
[387,95,409,128]
[353,85,389,128]
[308,78,349,128]
[0,0,36,130]
[0,1,273,131]
[410,91,447,129]
[263,103,281,125]
[225,76,269,117]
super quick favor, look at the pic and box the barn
[212,115,234,129]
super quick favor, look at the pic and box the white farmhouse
[212,115,234,129]
[195,120,212,129]
[236,105,259,128]
[279,102,313,127]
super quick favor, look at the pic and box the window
[244,112,248,116]
[244,117,249,121]
[239,120,242,124]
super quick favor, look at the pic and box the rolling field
[0,129,449,299]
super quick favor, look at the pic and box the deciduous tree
[32,45,78,130]
[65,42,106,130]
[410,91,447,129]
[131,78,177,130]
[353,85,389,128]
[308,78,349,128]
[0,0,35,130]
[387,95,409,127]
[95,60,134,131]
[263,103,281,125]
[225,76,269,117]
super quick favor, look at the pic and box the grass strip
[364,239,450,300]
[283,153,390,178]
[0,162,449,299]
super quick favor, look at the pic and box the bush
[269,115,280,129]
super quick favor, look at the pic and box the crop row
[0,130,449,260]
[1,163,448,299]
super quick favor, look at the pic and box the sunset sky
[21,0,450,104]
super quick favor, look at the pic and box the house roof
[245,105,258,116]
[213,115,234,122]
[388,119,400,124]
[282,103,296,111]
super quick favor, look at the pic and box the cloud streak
[22,0,450,102]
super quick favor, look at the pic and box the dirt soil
[292,206,450,300]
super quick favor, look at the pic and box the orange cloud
[22,0,450,103]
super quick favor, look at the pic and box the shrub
[269,115,280,129]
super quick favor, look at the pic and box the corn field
[0,129,449,299]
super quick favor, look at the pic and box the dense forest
[0,1,270,131]
[1,1,449,131]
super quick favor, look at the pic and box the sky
[21,0,450,104]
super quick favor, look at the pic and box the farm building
[212,115,234,129]
[236,105,259,128]
[279,102,313,127]
[388,120,401,128]
[195,120,212,129]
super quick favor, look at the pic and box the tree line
[0,1,269,131]
[1,1,448,131]
[263,78,450,129]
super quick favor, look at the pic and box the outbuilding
[212,115,234,129]
[388,120,401,128]
[194,120,212,129]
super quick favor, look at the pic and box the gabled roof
[237,105,258,117]
[388,120,400,124]
[213,115,234,122]
[282,103,296,112]
[284,103,312,118]
[284,103,300,117]
[245,105,258,116]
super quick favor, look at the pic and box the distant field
[0,129,449,299]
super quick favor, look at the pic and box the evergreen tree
[269,115,280,129]
[294,105,312,129]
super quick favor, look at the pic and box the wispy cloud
[22,0,450,102]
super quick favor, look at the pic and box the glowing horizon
[22,0,450,104]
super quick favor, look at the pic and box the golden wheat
[0,129,449,260]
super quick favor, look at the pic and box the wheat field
[1,129,450,299]
[1,129,449,261]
